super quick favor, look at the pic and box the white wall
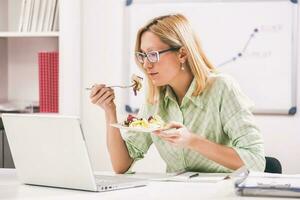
[81,0,125,171]
[0,39,7,102]
[0,0,7,31]
[8,0,22,31]
[59,0,81,115]
[81,0,300,174]
[8,38,58,103]
[0,0,8,101]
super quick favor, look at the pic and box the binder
[38,52,59,113]
[37,0,47,32]
[18,0,27,31]
[30,0,41,32]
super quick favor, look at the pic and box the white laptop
[1,113,147,192]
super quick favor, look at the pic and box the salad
[131,74,143,96]
[123,114,165,129]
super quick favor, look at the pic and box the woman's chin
[151,79,165,87]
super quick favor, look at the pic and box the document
[97,166,244,183]
[120,166,251,183]
[119,171,228,183]
[165,172,228,183]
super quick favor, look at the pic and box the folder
[235,171,300,198]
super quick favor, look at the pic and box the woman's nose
[143,59,153,69]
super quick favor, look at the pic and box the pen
[189,173,199,179]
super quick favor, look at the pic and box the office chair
[264,156,282,174]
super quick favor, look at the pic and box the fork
[85,83,135,90]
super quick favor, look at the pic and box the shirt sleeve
[219,76,266,171]
[123,103,154,168]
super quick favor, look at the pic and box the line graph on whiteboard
[217,24,283,68]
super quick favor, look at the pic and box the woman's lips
[148,72,159,77]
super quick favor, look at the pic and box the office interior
[0,1,299,198]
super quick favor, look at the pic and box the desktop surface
[0,169,295,200]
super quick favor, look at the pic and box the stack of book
[38,52,59,113]
[19,0,59,32]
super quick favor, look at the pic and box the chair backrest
[264,156,282,174]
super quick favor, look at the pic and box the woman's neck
[169,70,194,105]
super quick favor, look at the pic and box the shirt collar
[163,78,204,108]
[164,85,177,103]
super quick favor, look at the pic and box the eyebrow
[140,48,153,53]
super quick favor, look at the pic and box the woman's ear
[178,47,188,63]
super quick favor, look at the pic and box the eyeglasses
[135,47,180,64]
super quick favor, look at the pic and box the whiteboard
[123,0,298,115]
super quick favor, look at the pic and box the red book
[38,52,59,113]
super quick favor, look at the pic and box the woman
[90,14,265,174]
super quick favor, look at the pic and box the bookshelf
[0,0,81,115]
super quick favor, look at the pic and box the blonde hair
[134,13,215,104]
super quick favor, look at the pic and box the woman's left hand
[152,122,196,148]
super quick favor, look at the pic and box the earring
[180,63,185,71]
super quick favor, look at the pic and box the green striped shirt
[124,73,265,173]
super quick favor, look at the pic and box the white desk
[0,169,292,200]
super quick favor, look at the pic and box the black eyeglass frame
[135,47,181,64]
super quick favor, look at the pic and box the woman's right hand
[89,84,116,114]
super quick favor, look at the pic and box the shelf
[0,32,59,38]
[0,0,81,116]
